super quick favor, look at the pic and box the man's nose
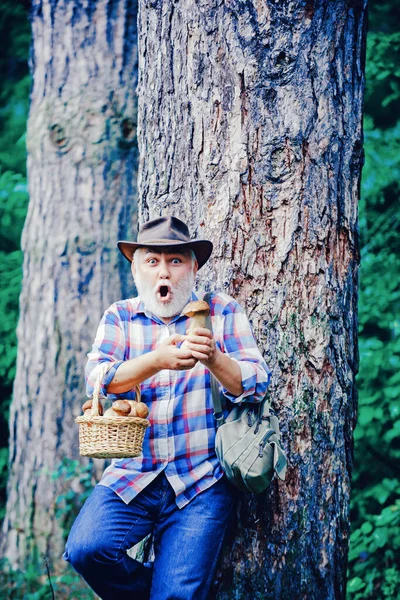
[158,260,170,278]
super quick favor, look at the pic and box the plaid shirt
[86,291,271,508]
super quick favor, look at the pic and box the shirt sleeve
[219,299,271,404]
[85,306,126,398]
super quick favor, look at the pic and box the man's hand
[184,328,218,366]
[155,334,199,371]
[184,328,243,397]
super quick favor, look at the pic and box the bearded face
[132,248,197,319]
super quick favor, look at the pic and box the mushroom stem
[187,313,207,335]
[182,300,210,336]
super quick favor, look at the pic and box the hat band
[137,238,190,245]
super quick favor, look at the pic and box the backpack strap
[203,292,224,425]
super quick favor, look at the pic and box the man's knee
[64,530,116,574]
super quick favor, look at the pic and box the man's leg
[64,482,157,600]
[150,476,237,600]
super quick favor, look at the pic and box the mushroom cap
[136,402,149,418]
[112,400,131,415]
[82,399,92,412]
[182,300,210,318]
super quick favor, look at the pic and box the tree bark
[2,0,138,569]
[137,1,366,598]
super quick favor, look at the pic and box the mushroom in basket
[81,399,104,417]
[126,400,149,418]
[103,400,132,417]
[81,398,149,419]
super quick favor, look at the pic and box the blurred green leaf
[348,577,366,593]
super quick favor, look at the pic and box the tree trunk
[137,1,366,598]
[2,0,138,569]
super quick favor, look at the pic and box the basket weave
[76,363,150,459]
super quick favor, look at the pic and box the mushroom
[135,402,149,419]
[126,400,149,418]
[82,398,103,417]
[103,399,132,418]
[127,400,137,416]
[182,300,210,335]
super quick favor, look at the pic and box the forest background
[0,0,398,598]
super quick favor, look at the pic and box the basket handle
[134,384,141,403]
[91,362,114,416]
[91,362,141,416]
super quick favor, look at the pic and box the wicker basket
[76,363,150,459]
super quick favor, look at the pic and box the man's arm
[184,295,271,403]
[107,334,198,394]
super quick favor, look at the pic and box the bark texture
[2,0,138,568]
[137,1,366,598]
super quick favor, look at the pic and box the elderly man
[64,216,270,600]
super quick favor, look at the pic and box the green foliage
[0,170,29,250]
[51,458,95,541]
[0,75,30,173]
[347,3,400,597]
[364,3,400,129]
[0,1,30,176]
[0,250,23,387]
[0,0,30,533]
[0,557,94,599]
[0,0,30,393]
[0,171,28,414]
[365,32,400,109]
[0,458,96,599]
[347,501,400,599]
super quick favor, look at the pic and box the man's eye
[171,258,181,264]
[147,258,157,265]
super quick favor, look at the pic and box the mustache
[155,281,173,292]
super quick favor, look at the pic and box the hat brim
[117,239,213,269]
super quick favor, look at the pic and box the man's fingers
[185,343,211,355]
[191,350,209,361]
[177,358,198,369]
[176,345,194,359]
[185,334,211,346]
[187,327,212,338]
[166,333,187,345]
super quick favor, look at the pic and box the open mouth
[157,285,172,302]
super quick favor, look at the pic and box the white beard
[134,268,196,319]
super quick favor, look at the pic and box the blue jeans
[63,472,236,600]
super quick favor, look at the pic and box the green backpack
[213,388,287,493]
[204,293,287,493]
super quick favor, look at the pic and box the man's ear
[193,259,199,276]
[131,260,136,277]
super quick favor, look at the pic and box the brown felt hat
[117,216,213,269]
